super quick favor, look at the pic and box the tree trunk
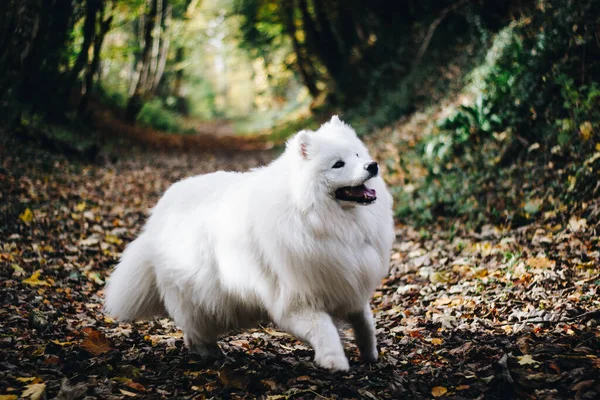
[64,0,101,104]
[151,1,171,93]
[281,0,319,98]
[147,0,163,93]
[79,1,113,116]
[125,0,158,123]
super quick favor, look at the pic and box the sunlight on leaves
[22,270,50,286]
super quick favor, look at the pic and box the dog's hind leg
[184,332,224,359]
[275,310,349,372]
[347,303,378,363]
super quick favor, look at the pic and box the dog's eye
[332,160,345,169]
[356,153,359,157]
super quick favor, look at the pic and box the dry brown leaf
[526,257,555,269]
[119,389,138,397]
[230,339,250,349]
[80,327,112,355]
[124,381,147,392]
[431,386,448,397]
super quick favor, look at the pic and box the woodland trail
[1,130,599,399]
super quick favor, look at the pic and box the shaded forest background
[1,0,599,225]
[1,1,600,398]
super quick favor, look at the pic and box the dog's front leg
[275,310,349,372]
[348,303,378,363]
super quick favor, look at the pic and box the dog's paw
[360,346,379,363]
[315,353,350,372]
[190,342,225,360]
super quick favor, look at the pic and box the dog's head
[287,116,380,209]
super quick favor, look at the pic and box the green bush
[136,99,190,134]
[397,0,600,226]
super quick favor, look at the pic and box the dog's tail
[104,235,166,321]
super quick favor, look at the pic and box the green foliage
[136,99,192,133]
[396,0,600,226]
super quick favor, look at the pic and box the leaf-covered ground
[1,130,599,400]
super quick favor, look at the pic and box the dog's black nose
[365,161,378,176]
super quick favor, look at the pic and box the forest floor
[1,126,599,400]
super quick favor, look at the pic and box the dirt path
[1,132,599,399]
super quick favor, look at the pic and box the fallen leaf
[124,381,147,392]
[431,338,443,345]
[75,202,86,212]
[51,340,76,347]
[21,383,45,400]
[517,354,539,365]
[263,327,289,337]
[262,380,276,390]
[23,270,50,286]
[80,327,112,355]
[230,339,250,349]
[579,121,592,141]
[16,377,36,383]
[104,234,122,245]
[19,208,33,224]
[11,264,25,277]
[431,386,447,397]
[568,217,587,232]
[119,389,138,397]
[0,395,18,400]
[297,376,310,381]
[526,257,555,269]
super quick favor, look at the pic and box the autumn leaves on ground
[1,123,598,400]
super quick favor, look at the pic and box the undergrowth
[393,0,600,227]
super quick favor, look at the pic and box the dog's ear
[330,115,343,125]
[296,130,312,159]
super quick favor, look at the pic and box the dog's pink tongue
[350,186,376,198]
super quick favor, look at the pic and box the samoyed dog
[104,116,394,371]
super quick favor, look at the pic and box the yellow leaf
[23,271,50,286]
[431,386,448,397]
[75,202,86,212]
[19,208,33,224]
[104,234,122,245]
[0,395,18,400]
[16,377,36,383]
[21,383,45,400]
[596,143,600,152]
[51,340,76,347]
[580,121,593,141]
[431,338,443,345]
[517,354,539,365]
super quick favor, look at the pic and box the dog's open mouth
[334,184,377,204]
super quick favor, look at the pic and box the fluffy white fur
[104,116,395,371]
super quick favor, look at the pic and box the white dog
[104,116,394,372]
